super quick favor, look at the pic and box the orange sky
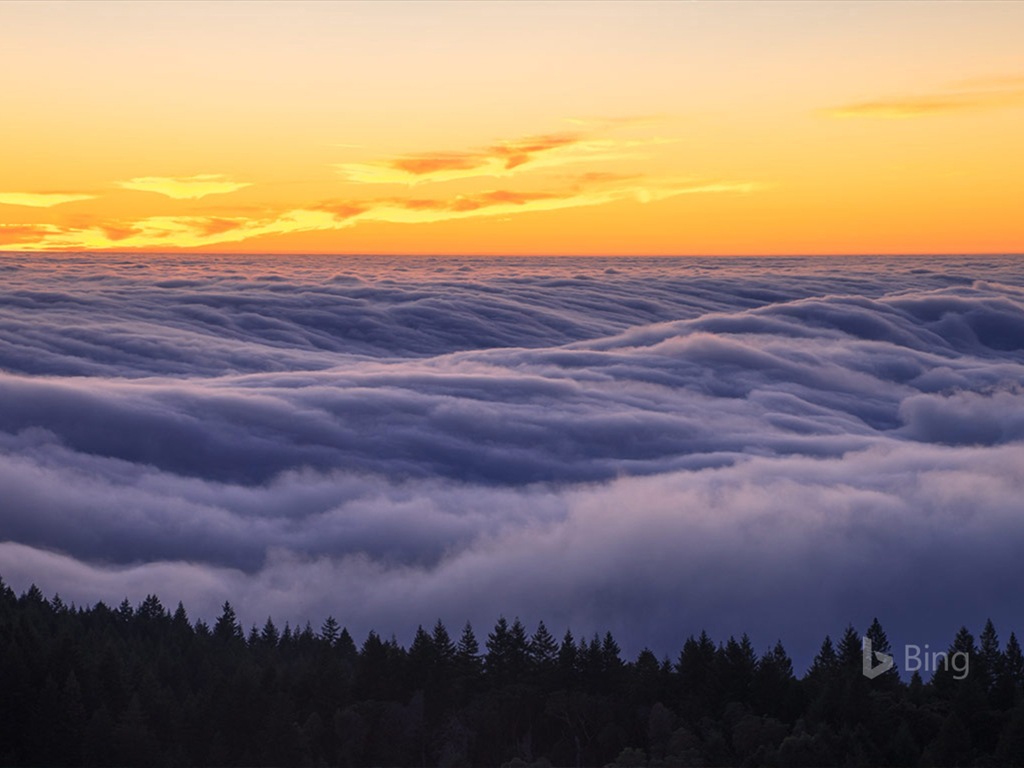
[1,0,1023,255]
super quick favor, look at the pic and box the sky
[1,0,1023,255]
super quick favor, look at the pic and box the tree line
[1,577,1023,767]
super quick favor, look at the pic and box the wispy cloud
[824,74,1024,118]
[0,192,95,208]
[335,131,664,186]
[2,176,760,251]
[0,223,64,244]
[117,174,251,199]
[1,120,746,252]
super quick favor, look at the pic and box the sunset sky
[2,0,1023,255]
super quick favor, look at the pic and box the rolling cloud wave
[0,254,1022,665]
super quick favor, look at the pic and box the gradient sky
[2,0,1023,255]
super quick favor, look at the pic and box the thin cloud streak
[0,192,95,208]
[824,74,1024,118]
[117,174,252,200]
[334,130,673,185]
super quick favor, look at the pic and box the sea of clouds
[1,253,1023,666]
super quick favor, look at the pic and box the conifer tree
[529,620,559,669]
[865,617,899,686]
[601,631,622,669]
[116,597,134,622]
[409,626,435,673]
[432,619,455,665]
[337,627,359,662]
[508,618,530,682]
[979,618,1002,694]
[485,616,512,684]
[171,601,190,630]
[557,628,579,685]
[809,636,839,678]
[261,616,280,647]
[321,615,341,645]
[455,621,482,681]
[837,625,863,672]
[214,601,243,642]
[1005,632,1024,690]
[456,622,479,660]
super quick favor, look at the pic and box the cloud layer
[2,177,755,252]
[1,254,1022,666]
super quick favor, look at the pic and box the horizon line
[3,250,1023,259]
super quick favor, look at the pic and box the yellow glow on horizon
[1,0,1022,255]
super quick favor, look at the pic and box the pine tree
[509,618,530,682]
[116,597,134,622]
[337,627,359,662]
[137,594,165,622]
[485,617,512,684]
[865,617,899,686]
[529,621,559,670]
[409,625,436,687]
[934,626,978,695]
[432,619,455,665]
[558,629,578,685]
[214,601,243,642]
[0,574,14,604]
[837,624,863,672]
[357,630,391,701]
[298,621,316,648]
[171,601,190,631]
[601,631,622,671]
[321,615,341,645]
[753,641,796,718]
[1006,633,1024,690]
[261,616,280,647]
[979,619,1002,694]
[457,622,479,659]
[455,621,482,680]
[718,634,757,703]
[677,631,719,716]
[809,636,839,678]
[805,635,842,724]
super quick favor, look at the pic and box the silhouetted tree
[321,615,341,646]
[214,601,243,643]
[260,616,280,647]
[0,579,1019,768]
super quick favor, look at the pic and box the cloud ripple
[0,253,1022,666]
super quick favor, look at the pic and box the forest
[2,577,1023,767]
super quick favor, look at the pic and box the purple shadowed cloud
[1,253,1022,666]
